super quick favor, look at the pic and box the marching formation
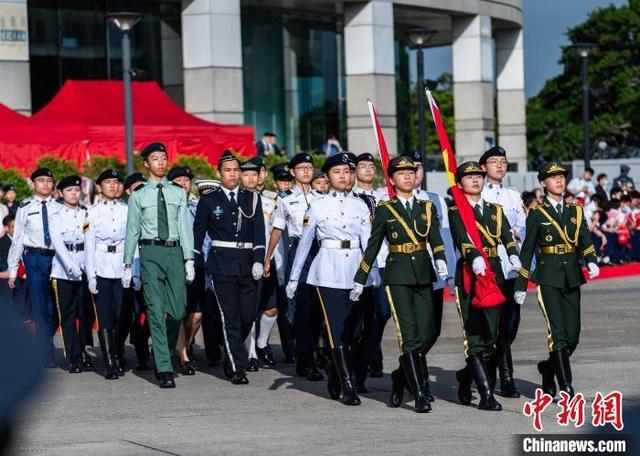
[4,142,601,412]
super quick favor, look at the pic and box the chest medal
[545,234,553,242]
[392,232,398,240]
[212,206,223,217]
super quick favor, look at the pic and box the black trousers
[93,277,124,331]
[210,274,258,371]
[315,287,364,348]
[51,278,83,363]
[498,279,520,346]
[201,284,224,363]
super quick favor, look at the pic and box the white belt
[96,244,124,253]
[321,239,360,249]
[211,240,253,249]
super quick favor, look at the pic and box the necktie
[405,200,411,213]
[229,191,238,209]
[42,201,51,247]
[556,203,563,217]
[474,204,482,220]
[157,183,169,241]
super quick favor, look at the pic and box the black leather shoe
[469,355,501,411]
[400,352,431,413]
[257,346,276,368]
[325,358,341,400]
[68,359,82,374]
[159,372,176,388]
[114,355,125,376]
[295,356,309,377]
[388,368,405,408]
[80,350,94,370]
[282,354,296,364]
[247,358,259,372]
[538,358,557,398]
[368,361,384,378]
[456,366,472,405]
[306,362,324,381]
[231,371,249,385]
[180,362,196,376]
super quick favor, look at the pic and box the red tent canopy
[0,80,256,173]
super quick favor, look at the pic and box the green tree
[84,156,126,180]
[172,155,217,180]
[36,156,80,181]
[527,1,640,162]
[0,167,32,201]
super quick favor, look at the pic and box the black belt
[107,245,119,253]
[139,239,181,247]
[65,243,84,252]
[25,247,56,256]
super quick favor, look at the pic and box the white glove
[472,257,486,276]
[286,280,298,300]
[69,263,82,277]
[185,260,195,284]
[122,267,132,289]
[588,262,600,280]
[514,291,527,305]
[252,262,264,281]
[132,276,142,291]
[350,283,364,302]
[509,255,522,272]
[435,259,448,281]
[88,277,98,295]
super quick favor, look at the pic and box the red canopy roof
[0,80,255,174]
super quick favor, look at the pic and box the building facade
[0,0,525,169]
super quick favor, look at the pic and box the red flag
[426,90,504,308]
[367,100,395,198]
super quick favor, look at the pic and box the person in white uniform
[49,176,88,374]
[286,153,372,406]
[480,146,527,398]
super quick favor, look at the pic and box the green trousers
[140,244,187,373]
[455,287,501,358]
[536,285,581,355]
[385,284,435,355]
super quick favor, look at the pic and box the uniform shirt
[271,186,322,238]
[85,199,135,280]
[124,177,194,264]
[414,188,456,290]
[482,182,527,280]
[290,191,374,289]
[188,195,199,226]
[353,185,390,269]
[7,195,60,278]
[50,203,87,281]
[261,189,286,284]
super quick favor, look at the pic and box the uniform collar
[353,185,374,195]
[34,195,52,203]
[485,182,502,190]
[220,184,239,199]
[330,190,349,198]
[102,198,117,205]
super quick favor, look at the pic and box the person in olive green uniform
[123,142,196,389]
[449,161,521,412]
[514,162,599,399]
[352,155,448,413]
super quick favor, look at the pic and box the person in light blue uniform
[7,168,59,367]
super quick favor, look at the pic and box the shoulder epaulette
[448,205,458,211]
[133,185,145,192]
[171,182,183,189]
[19,199,31,208]
[377,199,392,207]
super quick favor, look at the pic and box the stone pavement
[9,277,640,455]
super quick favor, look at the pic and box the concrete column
[181,0,243,124]
[344,0,397,155]
[161,19,184,106]
[0,0,31,113]
[452,15,494,163]
[495,27,526,171]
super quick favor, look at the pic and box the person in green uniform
[123,142,195,389]
[448,161,521,412]
[352,155,448,413]
[514,162,599,399]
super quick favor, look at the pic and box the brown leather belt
[540,244,576,255]
[388,242,427,254]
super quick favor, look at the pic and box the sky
[413,0,628,98]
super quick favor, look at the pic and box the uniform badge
[491,214,497,221]
[570,217,577,224]
[212,206,223,217]
[421,213,427,221]
[83,222,90,233]
[545,234,553,242]
[303,216,309,227]
[392,232,398,240]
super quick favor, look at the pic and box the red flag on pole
[367,100,395,198]
[426,90,504,308]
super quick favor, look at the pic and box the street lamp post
[575,42,595,170]
[406,29,435,190]
[106,12,142,175]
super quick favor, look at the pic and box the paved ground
[8,276,640,455]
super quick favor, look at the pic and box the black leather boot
[456,363,472,405]
[551,349,574,398]
[469,355,501,411]
[79,349,94,370]
[419,353,434,402]
[497,342,520,398]
[400,351,431,413]
[388,366,405,407]
[538,356,557,397]
[332,347,361,406]
[306,354,324,382]
[68,356,82,374]
[325,353,341,400]
[98,329,119,380]
[484,354,498,392]
[351,344,369,394]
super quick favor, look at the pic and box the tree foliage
[0,167,33,201]
[527,0,640,163]
[36,156,80,181]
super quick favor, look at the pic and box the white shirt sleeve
[289,205,317,282]
[7,204,26,278]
